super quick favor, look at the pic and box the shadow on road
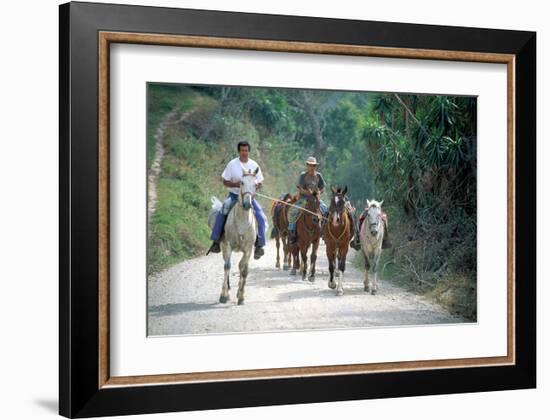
[149,302,231,317]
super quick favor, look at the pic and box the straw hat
[305,156,319,166]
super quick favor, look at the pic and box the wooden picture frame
[59,1,536,417]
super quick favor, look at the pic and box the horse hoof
[336,289,344,296]
[290,269,297,276]
[308,276,315,283]
[275,263,280,269]
[328,281,336,290]
[219,295,228,304]
[283,265,289,271]
[364,286,370,293]
[238,299,244,305]
[371,289,377,295]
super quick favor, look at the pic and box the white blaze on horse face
[240,173,257,210]
[368,205,381,235]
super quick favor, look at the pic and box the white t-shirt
[221,157,264,195]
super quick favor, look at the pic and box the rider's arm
[317,173,326,195]
[222,177,240,188]
[296,173,306,190]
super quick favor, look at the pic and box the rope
[255,192,328,221]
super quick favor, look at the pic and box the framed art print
[59,2,536,418]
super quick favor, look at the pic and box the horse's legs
[363,252,370,293]
[290,242,299,276]
[237,251,251,305]
[281,233,288,270]
[219,246,232,303]
[327,245,336,290]
[282,235,289,270]
[300,244,309,281]
[309,238,320,282]
[275,234,281,269]
[372,250,381,295]
[336,246,348,296]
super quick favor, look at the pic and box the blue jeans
[210,193,267,246]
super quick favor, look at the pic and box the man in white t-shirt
[207,141,267,259]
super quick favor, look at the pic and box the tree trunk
[301,92,327,155]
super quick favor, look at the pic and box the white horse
[209,168,259,305]
[359,199,385,295]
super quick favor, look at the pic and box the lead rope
[255,192,328,221]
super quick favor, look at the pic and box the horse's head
[329,186,348,226]
[240,167,259,210]
[304,188,321,224]
[365,199,384,235]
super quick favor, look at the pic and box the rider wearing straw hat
[287,157,328,244]
[288,156,361,249]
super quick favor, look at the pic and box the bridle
[300,192,321,237]
[240,172,257,204]
[367,206,382,235]
[327,193,349,242]
[304,193,321,225]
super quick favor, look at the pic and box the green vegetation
[147,84,477,320]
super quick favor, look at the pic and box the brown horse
[271,193,294,270]
[291,188,322,282]
[324,186,353,295]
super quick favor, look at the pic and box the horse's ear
[343,186,348,195]
[379,200,384,207]
[254,167,259,175]
[366,199,371,208]
[331,186,336,194]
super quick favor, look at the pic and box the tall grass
[147,86,297,274]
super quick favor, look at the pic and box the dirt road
[147,240,465,336]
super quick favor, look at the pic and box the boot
[381,214,392,249]
[382,229,392,249]
[289,229,297,244]
[254,236,264,260]
[349,212,361,250]
[206,241,221,254]
[206,213,227,255]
